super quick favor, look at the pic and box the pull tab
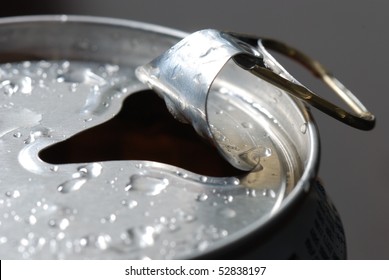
[136,30,375,171]
[231,33,375,131]
[136,29,265,171]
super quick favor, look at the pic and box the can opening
[39,90,243,177]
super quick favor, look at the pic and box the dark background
[2,0,388,259]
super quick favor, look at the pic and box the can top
[0,16,319,259]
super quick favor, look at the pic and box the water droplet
[96,234,111,250]
[241,122,253,129]
[219,208,236,218]
[24,127,51,144]
[5,190,20,198]
[300,123,308,134]
[27,215,37,225]
[57,178,87,193]
[105,64,119,75]
[200,176,208,183]
[92,84,100,92]
[262,189,276,198]
[69,83,78,92]
[48,218,71,230]
[197,240,209,251]
[14,190,21,198]
[196,193,208,202]
[13,132,22,138]
[127,226,159,248]
[61,62,71,72]
[20,238,29,246]
[58,218,70,230]
[262,147,272,157]
[48,219,56,227]
[50,166,59,172]
[128,200,138,209]
[90,164,105,176]
[1,76,32,95]
[225,195,234,203]
[125,174,169,196]
[109,214,117,223]
[22,61,31,68]
[0,80,18,96]
[175,171,188,178]
[57,163,102,193]
[184,214,196,223]
[19,77,32,94]
[79,237,89,247]
[229,177,240,185]
[247,189,257,197]
[159,216,168,224]
[0,236,7,244]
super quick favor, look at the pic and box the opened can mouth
[0,15,322,259]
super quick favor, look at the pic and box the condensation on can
[0,15,346,259]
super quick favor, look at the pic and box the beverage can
[0,15,373,259]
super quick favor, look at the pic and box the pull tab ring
[230,33,375,130]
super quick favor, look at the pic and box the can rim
[0,14,189,39]
[197,110,321,259]
[0,14,321,259]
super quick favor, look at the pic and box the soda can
[0,15,374,259]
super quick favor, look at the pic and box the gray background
[3,0,388,259]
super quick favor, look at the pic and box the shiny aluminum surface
[135,29,320,173]
[0,16,318,259]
